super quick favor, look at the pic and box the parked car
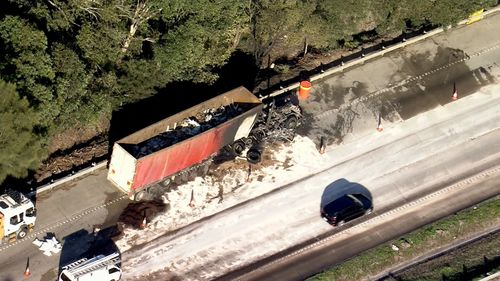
[320,194,373,226]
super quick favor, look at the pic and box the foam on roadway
[121,82,500,280]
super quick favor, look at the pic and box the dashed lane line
[241,164,500,277]
[315,42,500,120]
[0,195,128,253]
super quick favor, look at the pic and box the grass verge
[306,195,500,281]
[390,231,499,281]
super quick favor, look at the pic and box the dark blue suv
[321,194,373,226]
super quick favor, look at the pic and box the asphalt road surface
[121,92,500,280]
[120,11,500,280]
[1,9,500,281]
[225,166,500,281]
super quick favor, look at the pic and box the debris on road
[114,135,329,251]
[33,236,62,256]
[116,201,168,232]
[129,105,250,158]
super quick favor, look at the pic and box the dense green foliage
[0,0,495,183]
[0,81,47,182]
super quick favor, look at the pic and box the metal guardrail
[30,162,107,197]
[261,6,500,101]
[479,271,500,281]
[33,6,500,196]
[372,225,500,280]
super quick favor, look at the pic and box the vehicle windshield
[347,194,363,205]
[351,194,371,208]
[26,207,36,217]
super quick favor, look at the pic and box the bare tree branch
[118,0,161,61]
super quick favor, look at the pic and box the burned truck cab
[231,91,303,163]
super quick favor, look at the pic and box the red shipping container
[107,87,263,198]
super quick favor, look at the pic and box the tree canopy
[0,80,47,183]
[0,0,495,183]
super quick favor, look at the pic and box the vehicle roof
[60,252,121,279]
[0,193,34,215]
[323,194,358,215]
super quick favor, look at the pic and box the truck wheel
[134,190,147,201]
[251,128,266,140]
[181,172,189,183]
[199,163,210,176]
[17,227,28,239]
[188,169,197,181]
[231,140,246,155]
[244,137,254,147]
[284,115,299,129]
[161,178,171,188]
[247,149,262,164]
[174,175,184,185]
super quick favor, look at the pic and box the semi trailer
[107,86,301,200]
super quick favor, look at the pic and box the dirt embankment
[35,135,109,182]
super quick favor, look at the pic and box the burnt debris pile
[116,200,168,230]
[130,104,251,158]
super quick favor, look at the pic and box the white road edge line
[242,164,500,276]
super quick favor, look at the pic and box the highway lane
[300,10,500,145]
[2,10,500,281]
[231,168,500,281]
[0,171,128,281]
[121,89,500,280]
[118,13,500,277]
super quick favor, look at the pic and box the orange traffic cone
[188,189,195,207]
[451,82,458,101]
[24,257,30,278]
[377,115,383,132]
[319,137,326,154]
[139,213,147,229]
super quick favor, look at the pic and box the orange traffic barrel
[298,81,312,100]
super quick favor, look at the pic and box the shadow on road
[216,178,373,281]
[56,226,121,279]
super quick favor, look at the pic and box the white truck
[59,252,122,281]
[0,191,36,243]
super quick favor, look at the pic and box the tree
[248,0,308,66]
[0,15,56,125]
[51,43,110,127]
[0,80,47,183]
[150,0,247,84]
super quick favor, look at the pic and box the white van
[59,252,122,281]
